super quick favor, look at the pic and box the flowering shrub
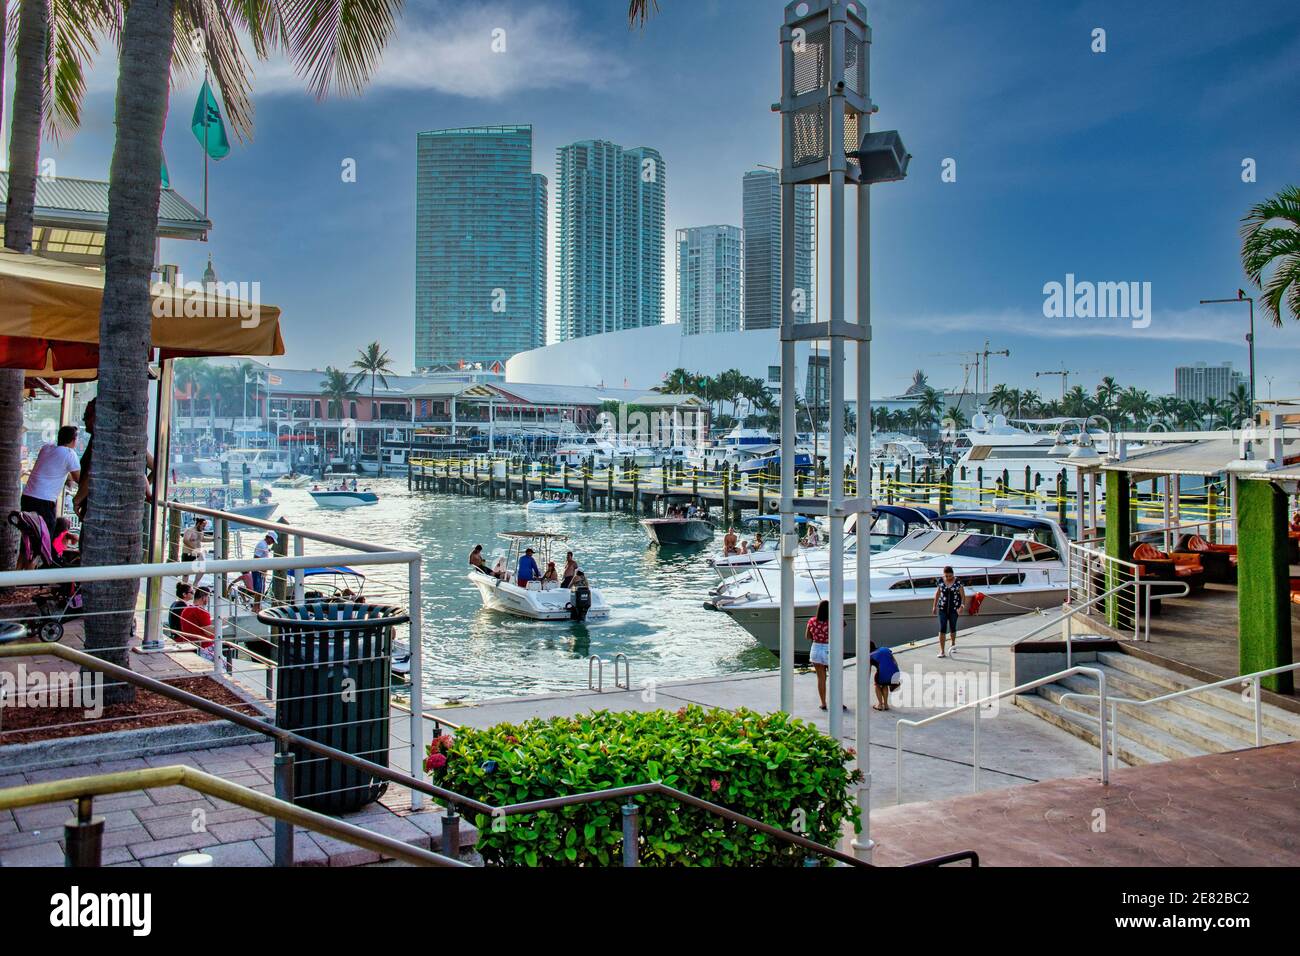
[426,706,860,866]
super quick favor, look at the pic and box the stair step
[1034,682,1208,761]
[1056,667,1294,750]
[1011,693,1165,767]
[1098,651,1300,737]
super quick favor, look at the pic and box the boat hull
[310,491,379,509]
[468,572,609,621]
[641,518,714,545]
[527,501,581,513]
[711,586,1067,660]
[228,503,279,533]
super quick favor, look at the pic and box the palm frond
[172,0,260,141]
[280,0,404,100]
[628,0,658,27]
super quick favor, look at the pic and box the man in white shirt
[251,530,277,612]
[22,425,81,535]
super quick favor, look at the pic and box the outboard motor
[569,586,593,622]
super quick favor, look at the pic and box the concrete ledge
[0,718,264,773]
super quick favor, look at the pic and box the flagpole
[203,70,210,220]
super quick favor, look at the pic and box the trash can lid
[256,602,409,629]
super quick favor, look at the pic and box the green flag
[161,150,170,188]
[191,79,230,160]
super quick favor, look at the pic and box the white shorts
[809,642,829,666]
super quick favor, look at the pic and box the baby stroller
[7,511,83,642]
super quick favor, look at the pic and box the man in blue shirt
[869,642,902,712]
[517,548,540,588]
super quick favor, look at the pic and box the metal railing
[895,665,1110,804]
[0,765,466,868]
[1058,661,1300,772]
[0,642,974,867]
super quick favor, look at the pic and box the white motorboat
[309,487,379,509]
[272,473,312,488]
[707,506,938,578]
[527,488,581,513]
[195,447,292,480]
[705,511,1071,659]
[469,531,609,621]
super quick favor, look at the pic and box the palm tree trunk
[4,0,48,252]
[81,0,175,703]
[0,0,50,571]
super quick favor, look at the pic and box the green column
[1105,470,1134,631]
[1237,480,1294,694]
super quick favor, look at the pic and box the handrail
[1058,660,1300,764]
[0,765,466,867]
[895,665,1109,804]
[0,643,884,867]
[166,499,398,555]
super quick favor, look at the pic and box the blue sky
[41,0,1300,397]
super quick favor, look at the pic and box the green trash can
[257,602,409,814]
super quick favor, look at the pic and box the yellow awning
[0,248,285,372]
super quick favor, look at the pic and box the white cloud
[249,0,627,99]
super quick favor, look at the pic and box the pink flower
[427,752,447,771]
[710,779,721,793]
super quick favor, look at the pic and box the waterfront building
[556,140,666,341]
[676,225,742,335]
[1174,362,1247,403]
[415,125,547,371]
[741,169,814,330]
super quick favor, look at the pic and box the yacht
[195,447,292,480]
[705,511,1071,659]
[707,506,938,578]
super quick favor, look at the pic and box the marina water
[265,478,775,702]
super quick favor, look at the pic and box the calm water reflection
[266,478,774,702]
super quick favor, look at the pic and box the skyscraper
[742,170,814,330]
[676,225,742,335]
[1174,362,1248,403]
[556,140,666,341]
[415,125,547,370]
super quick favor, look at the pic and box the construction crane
[1034,367,1072,401]
[979,340,1010,394]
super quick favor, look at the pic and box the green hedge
[426,706,861,866]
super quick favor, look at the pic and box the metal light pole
[1199,293,1256,412]
[779,0,908,862]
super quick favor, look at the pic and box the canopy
[0,248,285,372]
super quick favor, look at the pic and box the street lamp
[1199,292,1255,412]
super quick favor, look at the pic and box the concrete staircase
[1014,650,1300,766]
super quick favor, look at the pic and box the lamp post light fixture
[779,0,908,864]
[1199,292,1256,412]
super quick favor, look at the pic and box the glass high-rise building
[415,125,547,370]
[742,170,814,330]
[556,140,666,341]
[676,225,742,335]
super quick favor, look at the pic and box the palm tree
[1241,185,1300,326]
[320,367,357,419]
[1227,383,1253,427]
[81,0,403,699]
[1062,385,1093,418]
[350,341,395,410]
[916,386,945,441]
[987,383,1013,416]
[0,0,113,570]
[628,0,658,25]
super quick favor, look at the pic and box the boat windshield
[896,530,1015,562]
[938,516,1058,548]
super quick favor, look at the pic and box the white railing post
[407,557,426,811]
[213,517,226,677]
[293,534,305,604]
[972,700,980,793]
[1097,670,1109,785]
[1110,701,1120,773]
[1253,676,1263,747]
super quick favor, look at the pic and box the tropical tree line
[658,367,777,429]
[174,342,396,428]
[986,377,1257,431]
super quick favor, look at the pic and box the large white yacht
[705,511,1071,659]
[196,447,292,479]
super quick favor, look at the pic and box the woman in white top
[22,425,81,535]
